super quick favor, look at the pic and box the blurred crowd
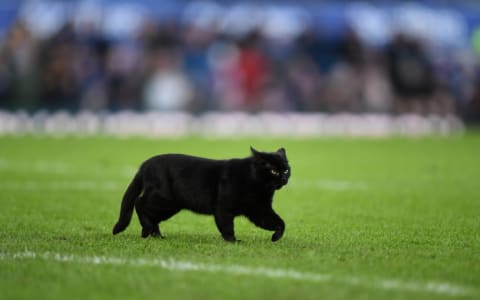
[1,1,480,121]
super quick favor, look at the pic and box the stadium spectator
[0,1,478,120]
[38,23,80,111]
[386,33,435,114]
[0,20,39,111]
[463,75,480,123]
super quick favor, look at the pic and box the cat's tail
[112,172,143,235]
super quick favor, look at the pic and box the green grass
[1,134,479,300]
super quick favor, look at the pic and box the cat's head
[250,147,290,190]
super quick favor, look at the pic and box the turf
[0,134,479,300]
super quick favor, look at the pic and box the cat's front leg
[247,209,285,242]
[271,218,285,242]
[151,224,165,239]
[214,211,237,242]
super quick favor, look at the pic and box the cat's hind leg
[135,196,156,238]
[150,224,163,238]
[151,209,180,238]
[136,207,155,238]
[137,185,181,238]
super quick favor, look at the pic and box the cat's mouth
[274,181,288,190]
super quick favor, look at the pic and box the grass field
[0,133,479,300]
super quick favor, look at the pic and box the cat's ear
[277,147,286,158]
[250,146,260,157]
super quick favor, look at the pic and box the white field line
[1,158,366,192]
[0,179,365,192]
[0,181,121,191]
[290,179,368,191]
[0,158,136,178]
[0,251,473,297]
[0,159,71,174]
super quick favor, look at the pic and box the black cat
[112,147,290,242]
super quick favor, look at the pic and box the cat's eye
[283,170,289,174]
[270,169,280,176]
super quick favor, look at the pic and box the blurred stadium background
[2,2,480,299]
[1,0,480,135]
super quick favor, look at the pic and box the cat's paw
[271,230,284,242]
[151,231,165,239]
[141,228,151,238]
[222,235,238,242]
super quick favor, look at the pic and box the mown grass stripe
[0,179,366,192]
[0,181,121,191]
[0,251,472,297]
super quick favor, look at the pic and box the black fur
[112,147,290,242]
